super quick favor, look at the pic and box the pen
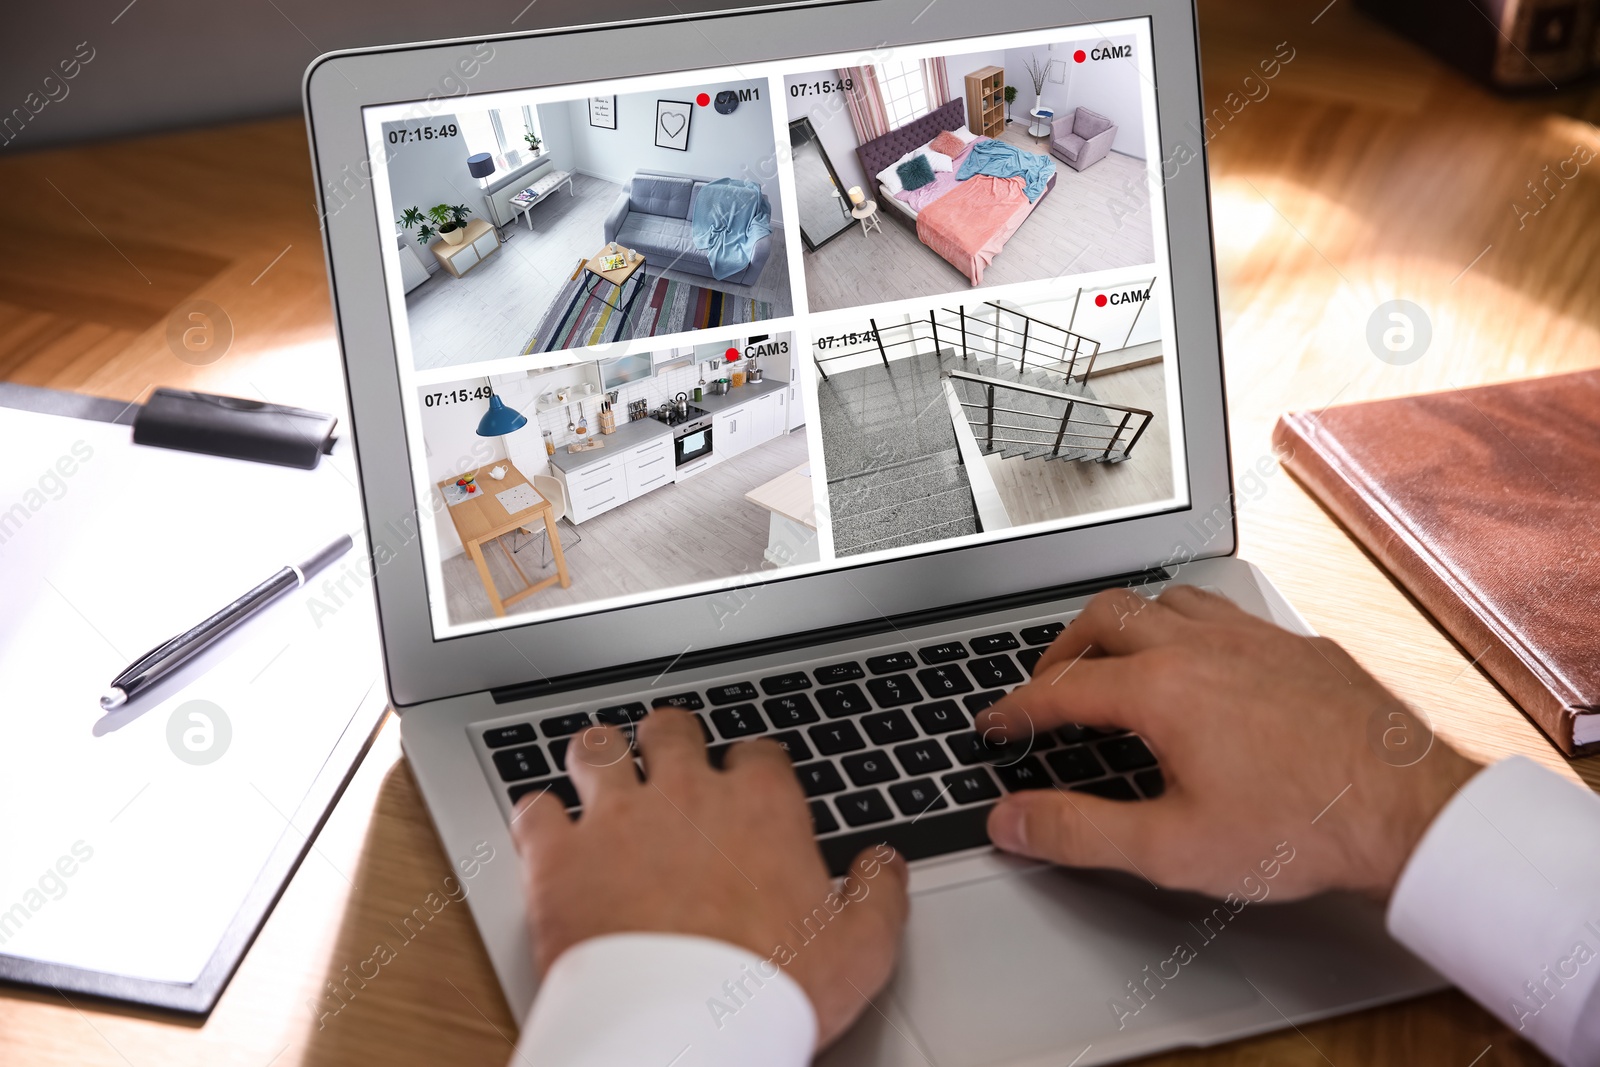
[99,534,354,711]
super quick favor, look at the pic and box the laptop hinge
[490,566,1171,705]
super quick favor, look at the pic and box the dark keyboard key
[917,665,974,698]
[810,799,840,834]
[814,661,864,684]
[837,789,895,826]
[817,683,872,718]
[948,730,1047,765]
[707,682,759,706]
[866,651,917,675]
[769,731,813,762]
[508,776,579,809]
[692,714,713,742]
[540,712,592,738]
[861,709,917,746]
[707,743,732,769]
[808,719,867,755]
[841,752,900,786]
[947,732,990,766]
[1056,724,1121,744]
[760,672,813,695]
[917,642,969,664]
[1073,777,1140,801]
[963,689,1007,714]
[795,761,847,796]
[866,674,921,707]
[1020,622,1065,646]
[596,702,647,726]
[1017,647,1046,675]
[969,631,1020,654]
[942,768,1001,804]
[1097,736,1158,772]
[493,745,551,782]
[1134,769,1166,798]
[818,805,994,876]
[1046,746,1104,783]
[968,655,1024,690]
[549,737,570,770]
[889,778,949,817]
[894,739,953,775]
[654,692,704,710]
[764,693,820,727]
[710,704,767,739]
[912,700,967,735]
[993,756,1053,791]
[483,723,536,749]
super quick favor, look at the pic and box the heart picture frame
[655,99,693,151]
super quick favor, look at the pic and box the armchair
[1050,107,1118,172]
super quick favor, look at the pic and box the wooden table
[1,2,1597,1063]
[745,462,822,565]
[430,217,500,279]
[581,243,645,314]
[437,462,571,617]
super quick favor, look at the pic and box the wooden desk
[1,2,1596,1063]
[745,462,822,565]
[437,462,571,617]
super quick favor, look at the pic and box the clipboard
[0,383,389,1015]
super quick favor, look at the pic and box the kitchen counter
[693,377,787,414]
[548,416,672,474]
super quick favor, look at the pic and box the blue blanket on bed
[956,141,1056,202]
[691,178,772,281]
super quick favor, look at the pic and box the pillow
[896,153,936,192]
[919,146,954,172]
[929,131,965,158]
[948,126,979,146]
[877,147,919,195]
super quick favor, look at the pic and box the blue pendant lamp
[476,391,528,436]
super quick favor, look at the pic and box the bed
[855,98,1057,286]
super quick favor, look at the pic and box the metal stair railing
[941,369,1154,460]
[933,303,1102,385]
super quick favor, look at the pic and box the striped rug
[523,260,775,355]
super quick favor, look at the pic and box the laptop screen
[360,16,1196,640]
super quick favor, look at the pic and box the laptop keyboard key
[993,756,1053,791]
[1045,747,1103,783]
[1020,622,1065,646]
[814,661,865,684]
[810,799,840,835]
[889,778,949,817]
[1134,769,1166,798]
[655,692,705,711]
[1073,777,1140,801]
[866,674,921,707]
[841,752,899,786]
[710,704,767,739]
[968,655,1024,689]
[866,651,916,675]
[942,768,1001,804]
[963,689,1007,714]
[707,682,759,706]
[540,712,592,738]
[917,642,969,664]
[894,740,953,775]
[1017,647,1046,675]
[861,709,917,746]
[595,702,647,726]
[707,743,732,769]
[1097,736,1157,772]
[917,665,974,697]
[796,761,847,796]
[912,700,967,735]
[769,731,813,763]
[969,631,1020,654]
[760,672,813,695]
[508,776,579,809]
[549,738,570,770]
[808,719,867,756]
[483,723,536,749]
[947,732,989,766]
[817,806,994,876]
[493,745,551,782]
[816,684,871,718]
[764,693,820,727]
[837,789,895,826]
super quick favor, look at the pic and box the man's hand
[980,585,1481,900]
[509,708,909,1048]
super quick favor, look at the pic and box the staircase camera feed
[816,285,1173,557]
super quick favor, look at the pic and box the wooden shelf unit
[964,65,1006,138]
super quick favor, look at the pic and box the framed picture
[588,95,616,129]
[655,99,693,151]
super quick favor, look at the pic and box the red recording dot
[725,347,739,360]
[1074,49,1087,63]
[696,93,711,107]
[1095,294,1108,307]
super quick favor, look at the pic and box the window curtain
[922,57,951,107]
[839,66,890,143]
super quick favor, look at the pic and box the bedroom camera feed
[415,334,816,627]
[383,79,793,371]
[786,34,1158,313]
[814,282,1175,557]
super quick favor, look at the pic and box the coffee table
[582,244,647,316]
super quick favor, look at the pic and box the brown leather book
[1273,370,1600,756]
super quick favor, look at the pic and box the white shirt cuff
[1388,756,1600,1066]
[511,932,818,1067]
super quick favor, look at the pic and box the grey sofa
[1050,108,1117,172]
[602,170,772,287]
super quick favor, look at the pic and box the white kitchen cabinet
[751,391,781,444]
[713,408,751,458]
[564,458,627,524]
[624,442,674,497]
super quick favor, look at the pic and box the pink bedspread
[915,175,1034,286]
[893,141,979,213]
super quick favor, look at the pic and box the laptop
[303,1,1444,1062]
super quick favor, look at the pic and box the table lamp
[476,391,528,436]
[467,152,506,236]
[847,186,865,209]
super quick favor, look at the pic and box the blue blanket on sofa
[956,141,1057,202]
[691,178,772,281]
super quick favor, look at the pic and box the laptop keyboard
[472,613,1164,876]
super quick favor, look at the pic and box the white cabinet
[623,437,673,497]
[751,391,782,443]
[713,391,787,461]
[560,434,675,523]
[713,408,751,458]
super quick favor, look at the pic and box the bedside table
[431,217,501,278]
[851,200,881,236]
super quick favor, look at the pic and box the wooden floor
[985,362,1174,528]
[801,125,1156,315]
[405,172,795,371]
[440,429,812,624]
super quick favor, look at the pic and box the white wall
[1006,34,1146,160]
[948,51,1008,123]
[785,81,868,208]
[417,382,509,558]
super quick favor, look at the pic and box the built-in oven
[675,421,713,466]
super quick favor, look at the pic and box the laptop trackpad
[889,866,1259,1067]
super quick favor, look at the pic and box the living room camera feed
[785,35,1158,313]
[414,334,815,627]
[813,282,1174,557]
[383,79,794,372]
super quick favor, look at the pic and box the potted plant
[1003,85,1018,123]
[398,204,473,246]
[523,128,542,153]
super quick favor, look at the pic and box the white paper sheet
[494,482,540,515]
[0,406,381,984]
